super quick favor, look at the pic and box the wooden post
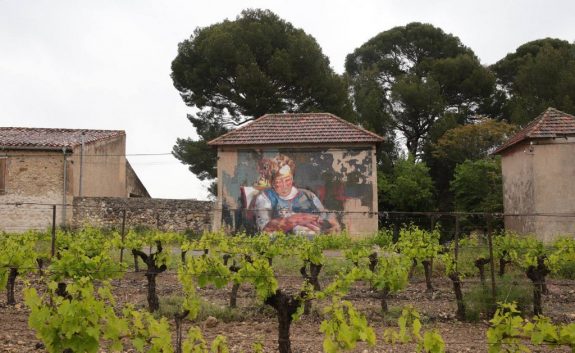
[51,205,56,258]
[454,215,460,272]
[486,214,497,310]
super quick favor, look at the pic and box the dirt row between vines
[1,268,574,352]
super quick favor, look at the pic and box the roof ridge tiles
[494,107,575,154]
[0,127,125,149]
[208,113,384,146]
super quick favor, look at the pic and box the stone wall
[73,197,213,233]
[0,151,66,232]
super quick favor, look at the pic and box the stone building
[0,127,149,232]
[494,107,575,242]
[208,113,384,236]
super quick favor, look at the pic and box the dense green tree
[422,118,515,211]
[491,38,575,125]
[451,158,503,213]
[431,119,517,164]
[171,9,353,185]
[346,22,495,157]
[378,156,434,212]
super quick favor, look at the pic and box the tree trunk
[230,282,240,308]
[265,290,301,353]
[36,258,44,276]
[55,282,70,299]
[300,261,322,315]
[174,310,189,353]
[422,260,433,292]
[475,258,490,286]
[6,267,18,305]
[146,272,159,312]
[408,259,418,280]
[133,243,167,313]
[526,256,550,316]
[448,272,465,321]
[380,287,389,313]
[133,253,140,272]
[368,252,378,273]
[225,255,241,308]
[498,251,511,276]
[532,281,543,316]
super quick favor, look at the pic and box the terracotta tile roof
[0,127,125,150]
[208,113,384,146]
[494,108,575,154]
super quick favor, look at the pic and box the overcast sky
[2,0,574,200]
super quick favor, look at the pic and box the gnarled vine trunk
[300,261,322,314]
[174,310,189,353]
[526,256,550,316]
[475,257,490,286]
[6,268,18,305]
[422,260,433,292]
[448,272,465,320]
[265,290,301,353]
[132,241,167,312]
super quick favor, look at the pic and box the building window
[0,157,6,194]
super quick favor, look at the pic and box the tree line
[169,9,575,213]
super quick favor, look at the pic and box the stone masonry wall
[73,197,213,233]
[0,151,66,232]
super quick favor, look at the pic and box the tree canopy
[345,22,495,157]
[171,9,353,185]
[491,38,575,125]
[431,119,517,165]
[451,158,503,214]
[378,156,435,212]
[170,12,575,214]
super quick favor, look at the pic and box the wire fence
[2,201,575,308]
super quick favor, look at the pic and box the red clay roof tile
[0,127,125,149]
[494,108,575,154]
[208,113,384,146]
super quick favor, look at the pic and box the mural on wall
[220,148,374,235]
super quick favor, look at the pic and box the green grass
[464,274,532,321]
[158,295,254,323]
[554,260,575,280]
[321,256,352,278]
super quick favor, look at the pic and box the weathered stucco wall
[126,161,150,198]
[73,197,213,233]
[502,137,575,242]
[532,138,575,242]
[215,145,379,236]
[0,151,67,232]
[69,135,127,197]
[501,142,536,235]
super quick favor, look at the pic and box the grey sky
[2,0,574,200]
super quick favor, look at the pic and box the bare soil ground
[1,267,574,353]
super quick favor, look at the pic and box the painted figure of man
[254,154,340,235]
